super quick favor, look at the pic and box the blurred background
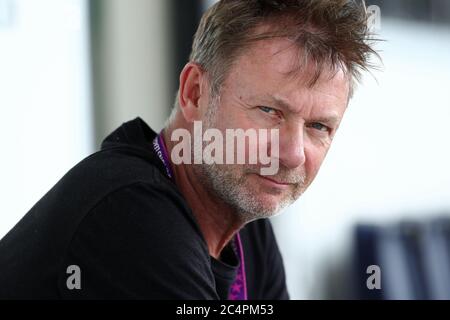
[1,0,449,299]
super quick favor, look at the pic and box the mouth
[254,174,293,189]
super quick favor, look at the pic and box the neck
[162,127,244,259]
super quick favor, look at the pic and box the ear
[178,62,208,123]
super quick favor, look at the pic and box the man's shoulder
[54,146,202,246]
[36,142,177,213]
[76,180,201,239]
[0,145,210,299]
[58,181,214,299]
[66,180,206,261]
[1,141,200,250]
[65,144,167,194]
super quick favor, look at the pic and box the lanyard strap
[228,233,248,300]
[152,132,174,180]
[152,132,247,300]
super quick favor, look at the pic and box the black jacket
[0,118,289,300]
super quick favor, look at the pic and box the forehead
[224,37,350,105]
[240,38,302,75]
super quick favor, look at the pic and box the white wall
[272,19,450,299]
[92,0,172,144]
[0,0,92,238]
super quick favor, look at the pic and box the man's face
[194,38,349,222]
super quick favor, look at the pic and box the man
[0,0,377,299]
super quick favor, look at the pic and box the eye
[259,106,277,115]
[309,122,329,132]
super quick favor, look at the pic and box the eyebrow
[270,96,297,114]
[268,95,341,126]
[310,116,340,127]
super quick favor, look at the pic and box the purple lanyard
[152,132,174,180]
[228,232,248,300]
[152,132,247,300]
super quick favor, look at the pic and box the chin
[242,190,293,220]
[234,175,290,213]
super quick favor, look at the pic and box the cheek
[230,111,256,130]
[213,105,245,130]
[304,148,327,180]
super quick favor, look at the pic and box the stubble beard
[192,96,307,224]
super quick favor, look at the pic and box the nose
[279,123,306,169]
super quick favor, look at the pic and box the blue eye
[310,122,329,132]
[259,106,277,115]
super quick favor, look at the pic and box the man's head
[167,0,377,223]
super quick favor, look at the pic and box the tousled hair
[169,0,379,122]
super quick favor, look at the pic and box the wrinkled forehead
[228,37,350,97]
[236,21,351,82]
